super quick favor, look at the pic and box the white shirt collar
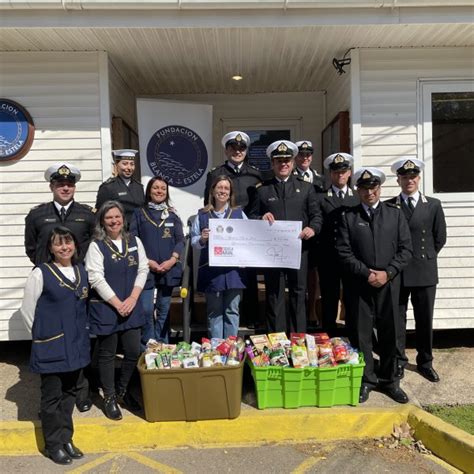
[276,177,290,183]
[332,185,348,195]
[361,201,380,216]
[226,161,243,171]
[120,177,131,187]
[401,190,420,205]
[53,201,73,213]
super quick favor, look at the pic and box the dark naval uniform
[95,176,145,226]
[386,193,447,370]
[249,175,322,333]
[203,161,262,213]
[292,168,325,193]
[336,202,412,389]
[31,263,90,453]
[316,187,359,334]
[25,201,95,265]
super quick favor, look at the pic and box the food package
[313,332,330,345]
[305,334,318,367]
[145,352,158,369]
[318,343,335,367]
[291,344,309,368]
[331,337,349,363]
[268,332,291,349]
[269,347,290,367]
[290,333,306,347]
[250,334,271,353]
[226,345,240,366]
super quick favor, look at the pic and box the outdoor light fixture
[332,50,352,75]
[232,75,243,81]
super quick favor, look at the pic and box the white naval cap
[266,140,299,159]
[221,131,250,149]
[295,141,314,154]
[353,167,386,187]
[112,149,138,160]
[324,152,354,171]
[391,158,424,176]
[44,162,81,183]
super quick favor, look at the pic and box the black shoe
[76,399,92,413]
[359,385,372,403]
[381,386,409,404]
[103,395,123,420]
[63,442,84,459]
[395,365,405,379]
[118,390,141,412]
[417,367,440,383]
[47,448,72,465]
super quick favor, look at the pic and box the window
[420,81,474,199]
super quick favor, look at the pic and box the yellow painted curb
[408,406,474,473]
[0,406,409,456]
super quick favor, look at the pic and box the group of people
[20,130,446,465]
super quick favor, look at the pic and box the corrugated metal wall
[358,47,474,329]
[0,51,106,340]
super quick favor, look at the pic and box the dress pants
[348,280,399,389]
[97,328,141,398]
[318,253,345,335]
[397,285,437,370]
[264,250,308,334]
[40,369,81,452]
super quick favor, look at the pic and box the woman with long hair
[130,177,184,346]
[191,175,246,339]
[85,200,148,421]
[21,226,90,465]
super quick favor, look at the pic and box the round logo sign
[146,125,208,188]
[0,99,35,162]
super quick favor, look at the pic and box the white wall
[0,51,109,340]
[357,47,474,329]
[325,70,350,128]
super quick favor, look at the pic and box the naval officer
[95,149,145,226]
[292,140,325,193]
[317,152,359,334]
[336,167,412,404]
[249,140,322,333]
[203,131,262,213]
[387,158,447,382]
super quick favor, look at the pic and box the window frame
[418,79,474,202]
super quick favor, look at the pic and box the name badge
[118,192,127,196]
[44,218,56,223]
[75,218,85,222]
[129,246,138,251]
[358,222,369,227]
[164,223,174,227]
[268,197,277,202]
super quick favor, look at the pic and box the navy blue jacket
[196,208,246,293]
[88,236,145,335]
[30,263,90,374]
[130,207,184,289]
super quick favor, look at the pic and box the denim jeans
[206,289,242,339]
[141,286,173,348]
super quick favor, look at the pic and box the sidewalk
[1,341,473,472]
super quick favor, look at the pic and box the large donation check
[208,219,302,269]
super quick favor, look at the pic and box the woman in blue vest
[191,175,246,339]
[130,177,184,346]
[21,226,90,465]
[85,201,148,421]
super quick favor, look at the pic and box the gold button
[421,254,425,259]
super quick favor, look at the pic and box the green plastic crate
[248,353,365,409]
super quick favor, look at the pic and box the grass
[425,404,474,435]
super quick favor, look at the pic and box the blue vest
[197,208,246,293]
[89,236,145,335]
[30,263,90,374]
[130,207,184,289]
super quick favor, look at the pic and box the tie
[368,207,375,221]
[407,197,415,212]
[60,207,66,223]
[338,190,344,200]
[277,181,285,200]
[234,167,240,175]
